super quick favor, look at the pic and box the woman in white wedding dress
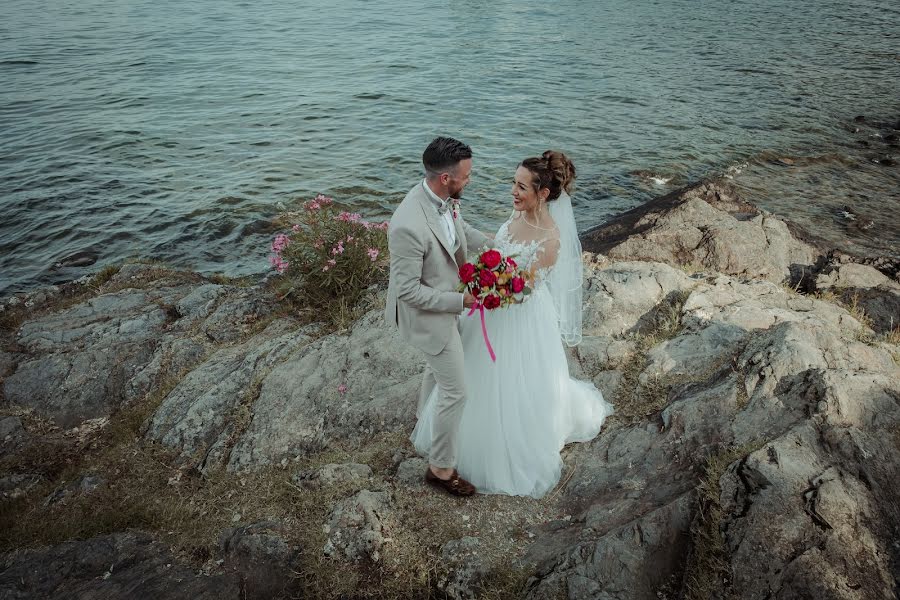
[412,151,613,498]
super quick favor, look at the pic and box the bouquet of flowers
[457,248,533,361]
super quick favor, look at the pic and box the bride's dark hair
[519,151,576,201]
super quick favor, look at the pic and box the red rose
[480,249,502,270]
[458,263,476,284]
[506,257,517,270]
[511,276,525,293]
[478,269,497,288]
[482,294,501,309]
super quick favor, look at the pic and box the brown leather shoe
[424,468,476,496]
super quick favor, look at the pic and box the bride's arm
[532,237,561,283]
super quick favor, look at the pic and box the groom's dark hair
[423,137,472,177]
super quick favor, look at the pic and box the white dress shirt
[422,179,457,248]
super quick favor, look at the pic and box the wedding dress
[411,192,613,498]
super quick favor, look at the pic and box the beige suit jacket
[385,183,490,355]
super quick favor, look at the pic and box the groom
[385,136,489,497]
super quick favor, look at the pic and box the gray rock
[227,309,423,471]
[0,532,240,599]
[591,370,624,403]
[218,520,300,599]
[815,261,900,291]
[395,457,429,486]
[124,337,208,404]
[0,416,24,443]
[719,425,898,600]
[198,291,271,344]
[573,335,638,373]
[525,273,900,599]
[175,283,225,321]
[146,320,317,472]
[438,537,489,600]
[581,180,822,284]
[4,342,155,427]
[582,260,695,337]
[524,493,694,600]
[322,489,392,562]
[814,261,900,333]
[0,473,42,500]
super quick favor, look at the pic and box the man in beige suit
[385,137,489,496]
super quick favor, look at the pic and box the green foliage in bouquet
[269,194,389,326]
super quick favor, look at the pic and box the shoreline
[3,171,899,306]
[1,176,899,599]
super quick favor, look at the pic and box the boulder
[0,532,240,599]
[322,490,392,562]
[581,180,822,284]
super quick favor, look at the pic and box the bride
[412,151,613,498]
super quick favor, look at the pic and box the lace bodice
[494,215,561,286]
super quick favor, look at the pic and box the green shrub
[269,194,389,324]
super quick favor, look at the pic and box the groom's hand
[463,292,477,308]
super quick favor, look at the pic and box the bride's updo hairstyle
[519,151,576,201]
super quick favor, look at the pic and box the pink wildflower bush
[268,194,389,316]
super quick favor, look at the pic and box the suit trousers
[417,322,466,469]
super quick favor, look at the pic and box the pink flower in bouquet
[346,235,354,242]
[511,276,526,293]
[480,249,502,270]
[478,269,497,288]
[367,248,379,262]
[306,200,321,211]
[292,224,301,233]
[315,193,333,205]
[336,211,362,223]
[458,263,476,284]
[482,294,501,309]
[332,241,344,255]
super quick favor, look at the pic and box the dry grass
[608,290,694,424]
[2,400,547,600]
[268,279,385,334]
[680,440,766,600]
[206,272,253,287]
[813,288,873,328]
[879,317,900,346]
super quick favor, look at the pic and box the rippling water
[1,0,898,293]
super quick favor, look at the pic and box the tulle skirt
[411,286,613,498]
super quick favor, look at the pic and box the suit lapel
[453,214,466,265]
[415,185,458,266]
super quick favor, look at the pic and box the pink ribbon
[467,302,496,362]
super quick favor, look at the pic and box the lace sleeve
[532,236,561,284]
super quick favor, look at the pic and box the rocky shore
[1,180,899,599]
